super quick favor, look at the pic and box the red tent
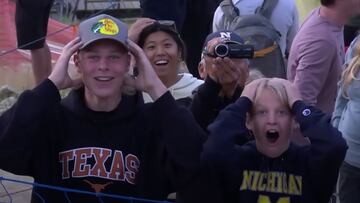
[0,0,76,89]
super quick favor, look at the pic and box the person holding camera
[191,31,250,129]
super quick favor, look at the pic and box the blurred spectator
[139,0,222,78]
[212,0,299,57]
[15,0,53,85]
[287,0,360,114]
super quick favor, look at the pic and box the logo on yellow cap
[91,18,119,35]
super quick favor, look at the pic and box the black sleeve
[139,0,187,31]
[202,96,251,163]
[149,92,207,189]
[0,79,61,175]
[190,76,243,130]
[292,101,348,202]
[183,97,251,203]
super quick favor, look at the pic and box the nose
[98,58,108,71]
[155,46,165,55]
[266,112,277,125]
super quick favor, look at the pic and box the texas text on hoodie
[0,79,206,203]
[197,97,347,203]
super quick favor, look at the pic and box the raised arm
[293,100,347,202]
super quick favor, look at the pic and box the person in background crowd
[295,0,320,23]
[287,0,360,114]
[129,18,204,103]
[130,21,249,128]
[193,30,249,129]
[212,0,299,58]
[139,0,221,78]
[15,0,54,84]
[332,37,360,203]
[344,14,360,50]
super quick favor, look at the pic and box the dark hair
[137,22,186,60]
[321,0,336,6]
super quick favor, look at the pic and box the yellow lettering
[266,172,276,192]
[282,173,288,194]
[277,197,290,203]
[258,194,271,203]
[257,195,290,203]
[251,171,261,191]
[240,170,253,190]
[258,172,266,191]
[295,176,302,195]
[288,174,298,195]
[275,172,282,193]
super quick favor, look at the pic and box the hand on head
[48,37,83,90]
[128,18,156,43]
[271,78,302,107]
[124,39,167,100]
[241,78,302,107]
[240,78,267,102]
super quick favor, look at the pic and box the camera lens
[214,44,229,57]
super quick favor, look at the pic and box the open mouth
[154,59,169,66]
[266,130,279,144]
[94,76,114,82]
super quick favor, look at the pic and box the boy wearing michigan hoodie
[189,78,347,203]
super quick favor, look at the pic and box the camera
[214,42,254,59]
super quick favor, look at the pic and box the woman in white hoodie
[129,18,204,103]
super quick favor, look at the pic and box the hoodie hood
[61,87,144,122]
[168,73,204,100]
[143,73,204,103]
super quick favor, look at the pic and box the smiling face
[74,39,130,102]
[246,84,294,158]
[142,31,182,87]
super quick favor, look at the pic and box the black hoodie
[0,79,206,203]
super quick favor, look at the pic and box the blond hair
[341,40,360,98]
[253,78,289,107]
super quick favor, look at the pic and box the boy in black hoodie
[0,14,205,203]
[191,78,347,203]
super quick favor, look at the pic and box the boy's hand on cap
[49,37,83,90]
[126,39,167,101]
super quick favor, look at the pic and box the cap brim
[80,37,128,50]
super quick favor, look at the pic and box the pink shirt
[287,8,344,114]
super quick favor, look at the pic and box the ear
[245,112,254,131]
[125,53,131,72]
[198,60,207,79]
[178,48,183,61]
[291,116,298,133]
[73,53,82,74]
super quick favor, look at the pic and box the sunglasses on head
[156,20,178,32]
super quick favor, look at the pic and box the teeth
[95,76,113,81]
[155,60,168,65]
[268,129,277,133]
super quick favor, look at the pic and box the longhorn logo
[84,180,113,193]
